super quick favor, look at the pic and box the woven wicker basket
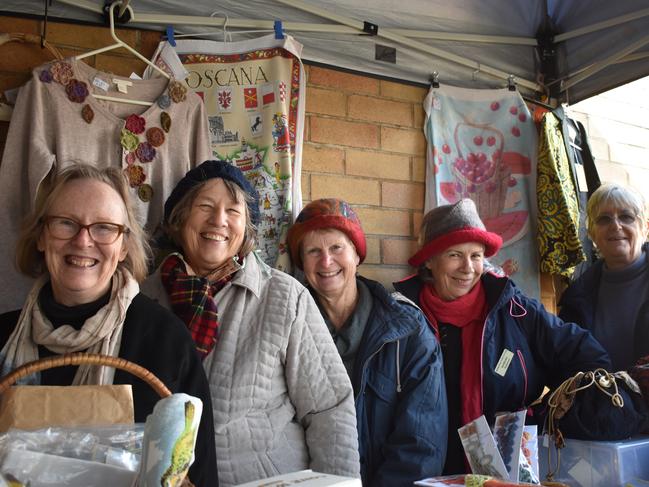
[0,353,171,396]
[0,353,196,486]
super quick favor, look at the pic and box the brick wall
[0,16,161,95]
[569,77,649,200]
[303,66,428,286]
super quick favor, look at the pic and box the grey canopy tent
[2,0,649,103]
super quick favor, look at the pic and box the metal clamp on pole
[103,0,132,24]
[363,21,378,35]
[430,71,440,88]
[507,74,516,91]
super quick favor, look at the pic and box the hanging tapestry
[423,85,540,298]
[148,35,305,271]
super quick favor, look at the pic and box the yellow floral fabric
[537,112,586,276]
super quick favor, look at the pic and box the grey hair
[587,183,647,236]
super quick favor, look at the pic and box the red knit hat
[287,198,366,270]
[409,198,502,267]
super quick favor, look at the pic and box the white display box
[234,470,361,487]
[539,435,649,486]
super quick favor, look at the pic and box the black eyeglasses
[43,216,129,244]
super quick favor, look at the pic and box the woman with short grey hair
[560,183,649,370]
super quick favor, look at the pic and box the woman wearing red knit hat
[394,198,611,475]
[287,198,448,486]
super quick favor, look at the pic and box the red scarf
[160,254,231,359]
[419,280,488,426]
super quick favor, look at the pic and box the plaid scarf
[160,253,231,359]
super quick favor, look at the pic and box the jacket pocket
[366,368,398,403]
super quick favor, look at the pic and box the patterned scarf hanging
[160,253,231,359]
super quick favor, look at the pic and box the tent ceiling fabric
[2,0,649,103]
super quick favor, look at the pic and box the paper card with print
[458,415,508,479]
[493,410,526,481]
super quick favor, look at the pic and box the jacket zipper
[517,350,528,406]
[355,339,402,404]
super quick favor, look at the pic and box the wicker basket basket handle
[0,353,172,398]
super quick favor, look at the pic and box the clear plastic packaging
[0,424,143,471]
[0,424,144,486]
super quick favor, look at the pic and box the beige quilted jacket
[143,253,360,486]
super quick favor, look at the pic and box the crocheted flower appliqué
[125,152,136,165]
[138,184,154,203]
[65,79,89,103]
[124,165,146,188]
[146,127,165,147]
[50,61,74,85]
[161,112,171,133]
[81,104,94,124]
[157,94,171,109]
[125,114,146,134]
[136,141,156,163]
[39,70,53,83]
[168,81,187,103]
[120,129,140,152]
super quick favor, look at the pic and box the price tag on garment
[494,348,514,377]
[113,79,132,94]
[575,163,589,193]
[92,76,110,92]
[432,95,441,110]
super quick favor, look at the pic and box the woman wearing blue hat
[142,160,360,487]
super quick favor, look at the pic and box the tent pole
[555,7,649,42]
[273,0,541,92]
[562,33,649,91]
[57,0,104,15]
[56,0,535,45]
[56,0,541,92]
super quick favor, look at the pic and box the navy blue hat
[164,160,260,226]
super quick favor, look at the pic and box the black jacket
[0,293,218,487]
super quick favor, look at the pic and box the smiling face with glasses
[590,204,647,270]
[37,178,129,306]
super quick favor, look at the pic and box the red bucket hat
[409,198,502,267]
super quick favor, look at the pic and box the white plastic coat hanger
[76,0,171,106]
[165,12,280,42]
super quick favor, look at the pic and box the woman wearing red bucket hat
[287,198,447,486]
[394,198,611,475]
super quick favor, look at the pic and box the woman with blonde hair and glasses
[560,183,649,370]
[0,164,217,486]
